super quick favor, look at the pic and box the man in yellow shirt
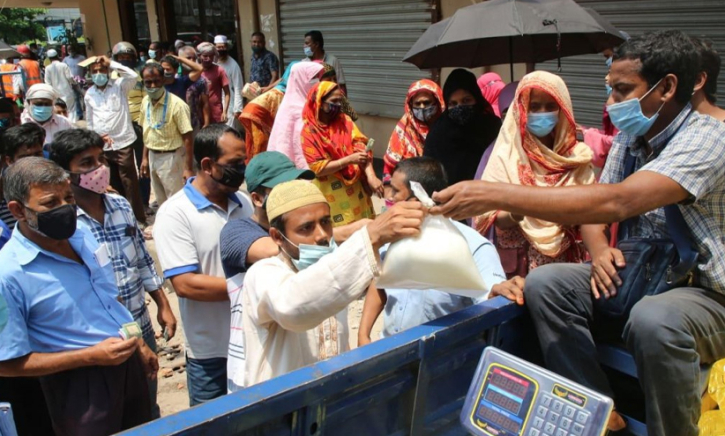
[139,63,194,206]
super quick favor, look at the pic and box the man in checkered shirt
[50,128,177,419]
[430,30,725,436]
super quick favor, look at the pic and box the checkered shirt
[600,104,725,294]
[77,194,164,337]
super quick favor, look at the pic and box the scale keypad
[530,393,589,436]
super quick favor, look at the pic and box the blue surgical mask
[526,111,559,137]
[412,105,438,123]
[303,46,314,58]
[92,73,109,87]
[145,86,164,100]
[606,56,613,69]
[281,233,337,271]
[606,79,664,137]
[148,50,157,60]
[605,84,613,96]
[31,105,53,122]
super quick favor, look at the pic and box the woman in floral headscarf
[382,79,444,184]
[475,71,595,277]
[301,81,382,226]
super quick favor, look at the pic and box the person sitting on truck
[239,179,425,387]
[358,157,511,346]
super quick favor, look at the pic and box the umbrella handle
[543,19,562,72]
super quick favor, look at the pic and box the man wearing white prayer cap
[43,49,80,123]
[213,35,244,130]
[20,83,74,148]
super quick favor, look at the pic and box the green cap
[246,151,315,193]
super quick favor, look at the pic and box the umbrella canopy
[403,0,625,70]
[0,41,20,59]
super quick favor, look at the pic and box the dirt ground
[144,195,385,417]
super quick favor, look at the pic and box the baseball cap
[246,151,315,194]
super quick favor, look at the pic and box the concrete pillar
[79,0,123,56]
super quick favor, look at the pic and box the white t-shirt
[154,179,253,359]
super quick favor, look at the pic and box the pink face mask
[76,165,110,194]
[384,199,395,210]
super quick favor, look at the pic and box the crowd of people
[0,27,723,436]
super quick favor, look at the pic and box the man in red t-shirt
[196,42,231,124]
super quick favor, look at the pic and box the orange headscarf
[383,79,445,180]
[475,71,595,257]
[301,81,369,185]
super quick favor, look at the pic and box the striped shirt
[0,200,16,230]
[77,194,164,337]
[139,89,193,152]
[601,104,725,294]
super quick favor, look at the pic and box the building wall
[78,0,124,56]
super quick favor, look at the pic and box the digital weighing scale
[461,348,613,436]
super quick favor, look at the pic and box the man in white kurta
[214,35,244,130]
[43,49,78,123]
[240,180,424,387]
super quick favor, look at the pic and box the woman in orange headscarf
[383,79,444,183]
[301,81,382,226]
[475,71,595,278]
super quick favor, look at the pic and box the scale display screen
[472,365,537,436]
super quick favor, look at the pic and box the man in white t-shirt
[214,35,244,130]
[154,123,252,406]
[44,49,79,123]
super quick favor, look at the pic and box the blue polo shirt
[0,224,133,361]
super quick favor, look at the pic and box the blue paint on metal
[118,297,524,436]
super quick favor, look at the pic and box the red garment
[201,65,230,123]
[383,79,444,181]
[301,81,368,185]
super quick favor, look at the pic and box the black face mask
[25,204,77,240]
[448,104,477,126]
[119,60,136,69]
[212,162,246,189]
[218,50,228,58]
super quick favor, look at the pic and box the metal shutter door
[539,0,725,127]
[278,0,435,119]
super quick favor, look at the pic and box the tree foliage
[0,8,47,45]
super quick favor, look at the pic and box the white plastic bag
[376,182,488,298]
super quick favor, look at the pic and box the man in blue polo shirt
[0,157,158,435]
[154,123,253,405]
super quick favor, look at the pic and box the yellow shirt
[139,89,193,152]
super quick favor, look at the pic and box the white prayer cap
[46,49,58,58]
[175,39,185,49]
[214,35,228,44]
[26,84,58,102]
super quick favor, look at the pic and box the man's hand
[366,201,425,248]
[157,303,177,340]
[140,158,150,178]
[88,337,139,366]
[137,339,159,381]
[183,169,194,182]
[234,111,241,121]
[367,174,384,198]
[101,134,114,147]
[489,277,526,305]
[590,247,626,300]
[431,181,493,221]
[97,55,111,69]
[221,112,228,123]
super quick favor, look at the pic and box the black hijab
[424,69,502,186]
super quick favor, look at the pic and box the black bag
[594,150,698,318]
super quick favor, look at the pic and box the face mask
[140,56,147,63]
[412,105,438,123]
[0,118,11,130]
[448,104,476,126]
[606,79,665,137]
[324,102,342,119]
[526,111,559,137]
[119,59,136,69]
[72,165,110,194]
[606,56,613,69]
[92,73,109,87]
[605,84,613,96]
[25,203,77,240]
[145,86,164,100]
[281,232,337,271]
[384,199,395,211]
[252,46,263,54]
[148,50,157,60]
[212,162,246,189]
[31,105,53,122]
[303,46,314,58]
[164,71,175,79]
[218,50,228,58]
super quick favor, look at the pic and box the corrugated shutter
[539,0,725,127]
[278,0,435,118]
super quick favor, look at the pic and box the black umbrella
[403,0,625,79]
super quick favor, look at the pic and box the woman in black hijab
[424,69,502,186]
